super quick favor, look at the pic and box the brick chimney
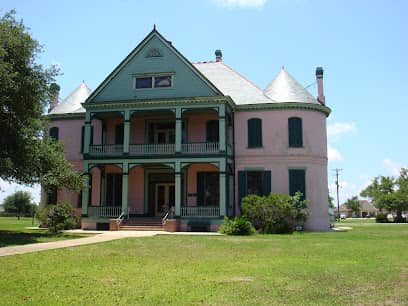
[48,83,60,113]
[316,67,325,105]
[215,49,222,62]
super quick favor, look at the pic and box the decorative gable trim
[86,29,222,103]
[236,102,331,117]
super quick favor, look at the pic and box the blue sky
[1,0,407,205]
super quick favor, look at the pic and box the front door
[155,183,175,216]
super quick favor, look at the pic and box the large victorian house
[44,29,331,231]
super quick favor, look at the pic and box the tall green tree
[2,190,34,219]
[361,168,408,222]
[0,11,83,192]
[344,196,361,217]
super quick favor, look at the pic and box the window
[106,174,122,207]
[288,117,303,147]
[206,120,219,142]
[289,169,306,200]
[197,172,219,206]
[238,170,271,204]
[115,124,124,145]
[49,127,59,141]
[135,75,172,89]
[247,118,262,148]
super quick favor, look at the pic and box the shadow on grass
[0,230,84,248]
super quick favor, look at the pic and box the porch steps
[119,218,164,231]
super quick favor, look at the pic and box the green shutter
[289,169,306,200]
[263,171,271,196]
[197,172,205,206]
[49,127,59,141]
[248,118,262,148]
[115,124,124,144]
[238,171,247,206]
[206,120,219,142]
[289,117,303,147]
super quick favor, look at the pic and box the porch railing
[129,143,175,155]
[88,206,122,218]
[182,142,219,154]
[180,206,220,217]
[89,144,123,155]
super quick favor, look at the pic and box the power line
[332,168,343,221]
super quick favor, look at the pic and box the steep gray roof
[49,82,92,115]
[193,62,273,105]
[264,68,318,104]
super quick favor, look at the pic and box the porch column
[175,107,182,153]
[218,104,226,152]
[121,170,129,216]
[123,110,130,154]
[81,172,90,216]
[219,159,226,217]
[175,161,181,216]
[83,111,91,154]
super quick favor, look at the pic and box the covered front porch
[81,158,234,229]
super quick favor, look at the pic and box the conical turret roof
[264,68,318,104]
[49,82,92,115]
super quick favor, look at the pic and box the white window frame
[133,74,173,90]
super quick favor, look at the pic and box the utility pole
[333,169,342,221]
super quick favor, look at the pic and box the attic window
[134,75,172,89]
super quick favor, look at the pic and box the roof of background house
[48,82,92,115]
[264,68,318,104]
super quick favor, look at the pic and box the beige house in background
[339,200,379,218]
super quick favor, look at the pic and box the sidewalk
[0,230,221,257]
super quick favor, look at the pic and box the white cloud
[328,145,343,162]
[213,0,267,8]
[0,179,41,204]
[382,158,403,176]
[327,122,356,139]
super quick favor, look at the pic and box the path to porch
[0,230,222,257]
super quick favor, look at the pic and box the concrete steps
[120,218,164,231]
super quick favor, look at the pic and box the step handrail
[115,212,126,228]
[162,211,169,226]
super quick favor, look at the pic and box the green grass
[1,223,407,305]
[0,217,91,248]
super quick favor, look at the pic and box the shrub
[241,193,308,234]
[375,213,388,223]
[219,217,255,235]
[37,202,77,233]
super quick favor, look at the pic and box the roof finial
[282,65,285,70]
[153,24,156,31]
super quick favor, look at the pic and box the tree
[328,196,335,209]
[361,168,408,222]
[0,11,83,192]
[38,202,77,233]
[2,191,34,219]
[345,196,361,217]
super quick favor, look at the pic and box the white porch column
[218,104,226,152]
[219,159,226,217]
[123,110,130,154]
[175,107,182,153]
[121,163,129,216]
[81,172,90,216]
[175,161,181,216]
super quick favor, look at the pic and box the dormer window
[134,75,172,89]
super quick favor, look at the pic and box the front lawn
[0,217,91,248]
[0,222,407,305]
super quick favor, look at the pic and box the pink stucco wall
[184,112,217,143]
[128,166,145,214]
[234,109,329,231]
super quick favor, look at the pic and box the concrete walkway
[0,230,221,257]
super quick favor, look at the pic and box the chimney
[215,49,222,62]
[48,83,60,113]
[316,67,325,105]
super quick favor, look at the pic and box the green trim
[236,102,331,117]
[46,113,85,120]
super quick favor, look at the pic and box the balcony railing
[89,144,123,155]
[88,206,122,218]
[180,206,220,217]
[182,142,218,154]
[129,143,175,155]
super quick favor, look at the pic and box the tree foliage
[0,11,83,192]
[37,202,78,233]
[361,168,408,222]
[345,196,361,217]
[2,190,36,219]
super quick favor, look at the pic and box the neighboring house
[338,200,379,218]
[43,29,331,231]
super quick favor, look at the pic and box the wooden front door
[155,183,175,216]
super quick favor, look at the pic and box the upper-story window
[288,117,303,147]
[206,120,219,142]
[247,118,262,148]
[134,75,172,89]
[49,127,59,141]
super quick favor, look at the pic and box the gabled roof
[264,68,318,104]
[194,61,273,105]
[49,82,92,115]
[85,29,222,103]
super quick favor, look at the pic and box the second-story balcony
[88,142,224,156]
